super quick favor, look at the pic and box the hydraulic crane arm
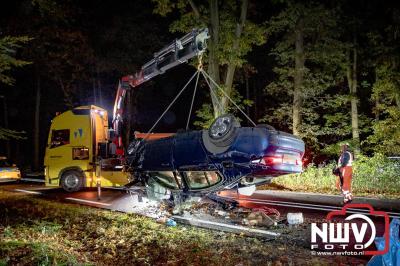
[112,28,209,154]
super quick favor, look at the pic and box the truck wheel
[208,114,240,147]
[60,170,84,192]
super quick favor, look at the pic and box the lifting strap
[201,69,256,127]
[143,71,199,140]
[185,71,200,130]
[143,56,256,139]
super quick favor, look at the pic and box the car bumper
[0,172,21,181]
[0,177,20,182]
[251,163,303,176]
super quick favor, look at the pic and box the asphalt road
[0,182,144,214]
[217,190,400,219]
[2,181,400,219]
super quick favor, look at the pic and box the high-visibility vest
[338,151,353,166]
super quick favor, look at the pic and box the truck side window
[72,147,89,160]
[50,129,70,148]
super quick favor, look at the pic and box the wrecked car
[126,114,305,200]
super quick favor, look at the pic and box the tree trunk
[245,74,250,117]
[221,0,248,112]
[346,46,360,153]
[293,18,305,136]
[395,93,400,110]
[2,96,10,158]
[208,0,221,117]
[33,74,41,171]
[188,0,221,117]
[374,71,380,120]
[58,77,73,108]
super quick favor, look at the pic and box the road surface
[2,181,399,222]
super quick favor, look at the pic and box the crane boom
[112,28,209,155]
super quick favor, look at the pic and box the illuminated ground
[0,183,369,265]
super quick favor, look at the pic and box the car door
[173,131,208,170]
[142,137,175,171]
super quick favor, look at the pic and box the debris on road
[126,192,169,219]
[167,200,282,230]
[166,218,177,227]
[287,213,304,225]
[172,215,280,239]
[243,206,281,227]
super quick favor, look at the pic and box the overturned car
[126,114,305,200]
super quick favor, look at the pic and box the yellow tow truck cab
[44,105,129,191]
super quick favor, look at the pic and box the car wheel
[208,114,240,147]
[60,170,84,192]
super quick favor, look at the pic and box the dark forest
[1,0,399,170]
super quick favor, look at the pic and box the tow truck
[44,29,210,192]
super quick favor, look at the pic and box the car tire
[208,114,240,147]
[202,114,240,154]
[60,170,84,192]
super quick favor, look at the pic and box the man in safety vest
[334,143,354,203]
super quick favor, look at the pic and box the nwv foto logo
[310,204,390,255]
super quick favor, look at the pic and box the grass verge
[262,154,400,199]
[0,189,367,265]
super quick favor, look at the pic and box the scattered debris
[156,217,167,224]
[244,211,277,227]
[216,210,228,216]
[287,213,304,225]
[167,199,282,230]
[166,218,177,227]
[237,185,256,196]
[128,192,291,232]
[172,215,280,239]
[126,192,169,219]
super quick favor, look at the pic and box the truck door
[45,129,71,184]
[44,109,92,185]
